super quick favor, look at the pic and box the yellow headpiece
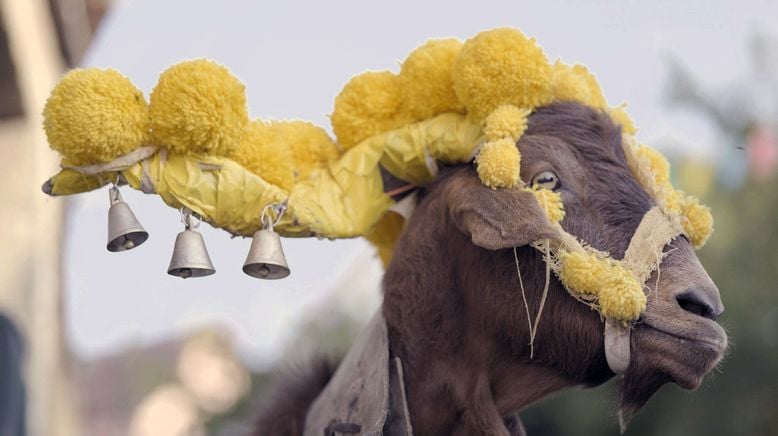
[41,28,712,323]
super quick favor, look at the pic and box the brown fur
[253,103,727,435]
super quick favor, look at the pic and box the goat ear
[448,175,560,250]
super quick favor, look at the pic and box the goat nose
[676,288,725,321]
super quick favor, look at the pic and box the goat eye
[531,170,560,190]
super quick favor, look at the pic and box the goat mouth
[629,322,726,391]
[642,323,727,352]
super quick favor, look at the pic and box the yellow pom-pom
[364,211,405,267]
[530,188,565,224]
[331,71,407,149]
[636,144,670,186]
[269,121,340,181]
[398,38,464,120]
[597,270,647,321]
[662,186,685,215]
[43,68,149,165]
[558,251,607,296]
[475,138,520,189]
[550,61,607,108]
[558,251,645,321]
[483,105,530,142]
[680,196,714,249]
[453,28,553,120]
[610,105,638,135]
[149,59,248,156]
[232,120,295,192]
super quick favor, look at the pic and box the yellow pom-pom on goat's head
[636,144,671,186]
[233,120,295,192]
[43,68,149,165]
[680,195,714,249]
[557,250,646,322]
[530,188,565,224]
[483,105,530,142]
[453,28,554,121]
[269,120,341,181]
[149,59,248,157]
[331,71,407,149]
[475,137,520,189]
[550,61,608,109]
[398,38,464,120]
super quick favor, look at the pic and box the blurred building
[0,0,112,434]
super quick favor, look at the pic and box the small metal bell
[243,203,290,279]
[243,229,290,279]
[167,211,215,278]
[107,186,148,252]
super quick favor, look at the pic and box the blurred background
[0,0,776,435]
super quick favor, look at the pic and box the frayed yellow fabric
[365,211,405,267]
[453,28,553,120]
[476,138,520,189]
[43,68,149,165]
[331,71,407,149]
[149,59,248,156]
[530,188,565,224]
[398,38,464,120]
[483,105,530,142]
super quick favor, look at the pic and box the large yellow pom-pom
[597,270,647,321]
[558,251,645,321]
[269,121,340,181]
[149,59,248,156]
[680,196,714,249]
[530,188,565,224]
[232,120,295,191]
[475,138,520,189]
[483,105,530,142]
[558,251,607,296]
[550,61,607,108]
[636,144,670,186]
[331,71,407,149]
[610,105,638,135]
[398,38,464,120]
[453,28,553,121]
[43,68,149,165]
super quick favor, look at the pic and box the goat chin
[616,323,725,431]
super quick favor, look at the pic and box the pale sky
[65,0,778,368]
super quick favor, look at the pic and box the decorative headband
[41,27,712,323]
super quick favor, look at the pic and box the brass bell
[243,203,290,279]
[107,186,148,252]
[243,228,290,279]
[167,211,215,278]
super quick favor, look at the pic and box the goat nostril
[676,291,718,321]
